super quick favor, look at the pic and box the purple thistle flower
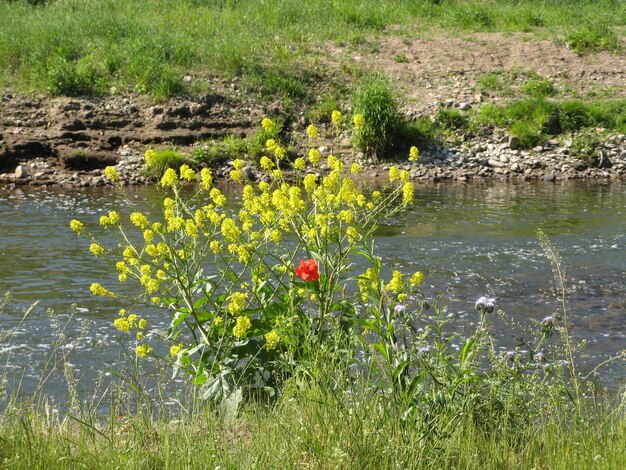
[475,296,496,314]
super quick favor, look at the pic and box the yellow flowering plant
[69,116,425,407]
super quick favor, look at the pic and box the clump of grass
[448,2,496,29]
[394,54,409,63]
[565,23,623,54]
[395,116,439,148]
[42,55,106,96]
[478,73,504,92]
[520,78,556,97]
[434,108,470,132]
[144,149,189,178]
[571,129,605,166]
[351,77,401,157]
[191,136,249,167]
[306,95,341,124]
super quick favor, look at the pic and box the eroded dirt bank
[1,32,625,188]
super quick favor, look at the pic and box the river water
[0,181,624,406]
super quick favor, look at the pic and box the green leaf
[392,360,410,383]
[201,367,234,403]
[373,342,389,361]
[220,387,242,424]
[460,338,476,362]
[170,310,190,331]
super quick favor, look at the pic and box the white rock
[14,165,28,178]
[488,159,506,168]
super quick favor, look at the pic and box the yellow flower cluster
[233,315,252,339]
[385,270,404,292]
[161,168,179,187]
[306,124,318,140]
[402,182,414,206]
[135,344,152,358]
[179,164,196,181]
[261,117,278,134]
[227,291,248,315]
[409,271,424,288]
[389,166,400,182]
[331,110,343,128]
[104,166,119,182]
[200,168,213,190]
[308,148,321,166]
[353,113,365,131]
[358,268,378,302]
[130,212,149,229]
[113,311,143,332]
[89,243,105,256]
[170,344,183,357]
[90,282,115,297]
[265,330,280,351]
[409,146,420,162]
[144,149,157,167]
[350,163,362,175]
[100,210,120,228]
[69,219,84,234]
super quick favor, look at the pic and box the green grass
[144,148,189,177]
[476,98,626,148]
[0,377,623,469]
[351,77,401,157]
[0,1,624,98]
[564,23,623,53]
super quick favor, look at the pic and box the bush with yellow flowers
[70,115,426,405]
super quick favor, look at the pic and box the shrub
[42,55,106,96]
[351,78,401,158]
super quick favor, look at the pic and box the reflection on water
[0,181,624,404]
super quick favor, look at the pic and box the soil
[1,32,625,188]
[344,32,626,112]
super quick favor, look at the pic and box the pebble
[14,165,28,178]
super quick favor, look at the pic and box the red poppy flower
[295,259,319,282]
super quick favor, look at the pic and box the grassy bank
[0,1,624,98]
[1,370,624,469]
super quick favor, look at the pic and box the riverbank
[1,91,625,189]
[1,5,625,188]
